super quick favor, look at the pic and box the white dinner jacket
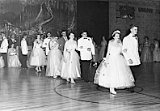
[42,37,51,55]
[122,33,141,66]
[77,37,95,60]
[21,38,28,55]
[0,38,8,53]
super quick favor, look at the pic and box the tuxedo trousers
[80,60,91,82]
[130,65,140,81]
[21,55,28,68]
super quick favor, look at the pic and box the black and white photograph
[0,0,160,111]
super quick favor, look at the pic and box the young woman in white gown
[46,37,62,78]
[30,35,46,72]
[153,40,160,62]
[0,56,4,68]
[61,33,81,83]
[94,30,135,95]
[140,36,152,62]
[8,44,21,67]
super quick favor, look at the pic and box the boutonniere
[135,37,138,40]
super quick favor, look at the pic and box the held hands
[103,57,109,67]
[92,55,97,67]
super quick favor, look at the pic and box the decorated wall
[0,0,76,36]
[109,1,160,44]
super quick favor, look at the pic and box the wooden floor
[0,63,160,111]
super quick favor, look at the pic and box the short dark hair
[1,32,5,34]
[130,24,137,29]
[23,33,27,36]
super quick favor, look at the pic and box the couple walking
[94,25,141,95]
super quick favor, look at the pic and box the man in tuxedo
[58,31,68,54]
[122,25,141,92]
[42,32,52,56]
[78,32,95,82]
[21,34,28,68]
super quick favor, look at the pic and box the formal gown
[140,41,152,62]
[94,41,135,89]
[46,39,62,78]
[8,48,21,67]
[0,56,4,68]
[153,41,160,62]
[30,40,46,66]
[61,40,81,80]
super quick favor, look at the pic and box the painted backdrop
[0,0,76,35]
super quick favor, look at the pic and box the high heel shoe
[35,67,38,72]
[110,91,117,95]
[70,79,75,84]
[66,78,70,82]
[110,88,117,95]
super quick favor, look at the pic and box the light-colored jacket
[78,37,95,60]
[0,38,8,53]
[42,38,51,55]
[122,33,141,66]
[21,39,28,55]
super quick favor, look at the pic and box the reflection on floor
[0,62,160,111]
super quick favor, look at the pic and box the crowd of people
[0,30,95,84]
[0,24,160,95]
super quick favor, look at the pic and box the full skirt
[141,47,152,62]
[30,48,46,66]
[46,48,62,78]
[153,48,160,62]
[61,51,81,79]
[8,55,21,67]
[94,55,135,89]
[0,56,4,68]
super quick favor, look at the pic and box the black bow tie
[133,36,138,39]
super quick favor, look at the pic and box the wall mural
[0,0,76,38]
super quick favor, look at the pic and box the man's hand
[123,49,127,53]
[87,48,91,51]
[93,62,97,67]
[92,55,96,62]
[128,59,133,64]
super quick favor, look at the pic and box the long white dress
[61,40,81,79]
[140,41,152,62]
[0,56,4,68]
[153,41,160,62]
[8,48,21,67]
[94,41,135,89]
[46,39,62,78]
[30,40,46,66]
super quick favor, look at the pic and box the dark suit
[58,37,66,53]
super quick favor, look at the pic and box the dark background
[0,0,109,45]
[77,1,109,44]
